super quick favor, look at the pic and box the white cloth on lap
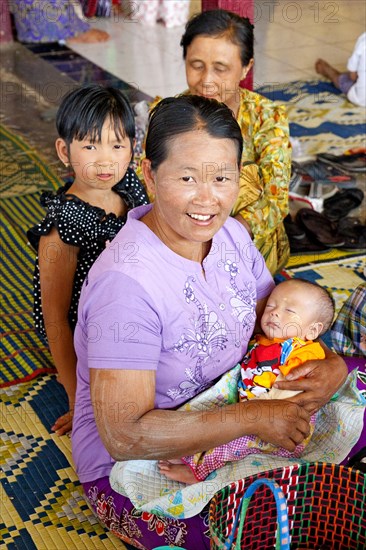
[110,368,365,519]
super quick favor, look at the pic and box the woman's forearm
[91,369,310,461]
[105,403,258,460]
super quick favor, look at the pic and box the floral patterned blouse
[232,88,291,274]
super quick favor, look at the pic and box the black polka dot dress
[27,168,149,339]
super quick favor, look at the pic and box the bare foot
[315,58,331,76]
[315,58,340,86]
[158,460,198,484]
[51,409,73,436]
[67,28,109,44]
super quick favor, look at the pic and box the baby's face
[261,282,320,341]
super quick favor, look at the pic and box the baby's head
[55,84,136,151]
[261,279,334,341]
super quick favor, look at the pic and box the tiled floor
[1,0,365,174]
[67,0,366,98]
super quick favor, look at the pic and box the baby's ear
[55,138,69,166]
[306,321,323,341]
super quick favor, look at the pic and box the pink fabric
[0,0,13,43]
[136,0,190,28]
[182,431,310,481]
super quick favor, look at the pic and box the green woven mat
[286,248,365,269]
[1,123,62,387]
[0,123,61,198]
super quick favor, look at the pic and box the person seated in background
[136,9,292,275]
[331,282,366,358]
[11,0,109,43]
[315,32,366,108]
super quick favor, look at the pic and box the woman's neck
[225,89,242,119]
[141,209,212,265]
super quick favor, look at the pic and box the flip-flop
[317,152,366,173]
[336,217,366,250]
[323,188,364,221]
[288,232,329,254]
[295,208,345,247]
[285,209,328,253]
[283,213,306,239]
[298,160,356,187]
[289,162,303,192]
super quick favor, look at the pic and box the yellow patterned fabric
[231,89,291,275]
[136,89,291,275]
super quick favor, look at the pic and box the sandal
[323,188,364,221]
[288,232,329,254]
[285,211,328,253]
[283,213,306,239]
[295,208,345,247]
[317,152,366,173]
[289,161,304,192]
[336,217,366,250]
[298,159,356,187]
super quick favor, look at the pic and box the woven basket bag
[209,462,366,549]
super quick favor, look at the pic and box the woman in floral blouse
[138,9,291,275]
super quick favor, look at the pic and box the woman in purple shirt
[72,95,347,549]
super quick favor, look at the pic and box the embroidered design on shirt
[168,262,256,402]
[168,277,228,401]
[223,260,256,335]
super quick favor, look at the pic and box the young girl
[27,85,149,436]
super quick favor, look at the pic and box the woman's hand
[273,343,347,414]
[245,399,311,451]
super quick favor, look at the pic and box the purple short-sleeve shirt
[72,204,275,483]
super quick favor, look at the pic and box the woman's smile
[187,212,216,224]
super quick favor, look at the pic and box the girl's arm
[91,368,310,462]
[38,228,79,434]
